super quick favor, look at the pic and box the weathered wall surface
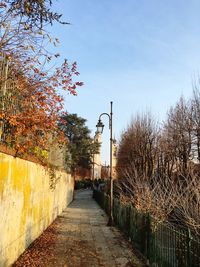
[0,152,74,267]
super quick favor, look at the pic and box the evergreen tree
[59,113,99,172]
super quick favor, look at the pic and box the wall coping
[0,144,69,174]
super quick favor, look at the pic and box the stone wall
[0,152,74,266]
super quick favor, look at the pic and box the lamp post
[96,101,114,226]
[92,152,95,182]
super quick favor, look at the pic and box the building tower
[93,131,102,180]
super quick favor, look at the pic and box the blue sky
[49,0,200,162]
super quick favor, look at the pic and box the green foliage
[34,147,48,159]
[59,113,99,172]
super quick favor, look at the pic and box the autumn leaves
[0,1,83,157]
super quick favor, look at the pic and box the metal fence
[93,190,200,267]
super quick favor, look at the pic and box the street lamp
[96,119,104,134]
[96,101,114,226]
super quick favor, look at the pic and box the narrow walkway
[14,190,144,267]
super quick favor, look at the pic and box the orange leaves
[0,112,5,120]
[8,116,18,126]
[30,45,35,52]
[75,81,84,86]
[13,223,58,267]
[71,61,77,73]
[33,67,39,74]
[0,0,83,159]
[1,55,83,158]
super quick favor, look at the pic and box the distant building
[92,131,102,179]
[92,132,118,180]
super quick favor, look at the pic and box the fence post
[126,204,131,237]
[141,213,150,258]
[187,227,192,267]
[146,214,151,266]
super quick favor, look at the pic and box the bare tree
[172,170,200,235]
[116,103,200,234]
[117,112,159,181]
[164,97,193,175]
[191,82,200,163]
[7,0,69,29]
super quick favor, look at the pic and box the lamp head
[96,119,104,134]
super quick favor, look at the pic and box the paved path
[14,190,144,267]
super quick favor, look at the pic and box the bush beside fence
[93,190,200,267]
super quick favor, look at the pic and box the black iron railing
[93,189,200,267]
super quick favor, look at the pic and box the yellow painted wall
[0,152,74,267]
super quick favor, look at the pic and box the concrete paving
[14,190,144,267]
